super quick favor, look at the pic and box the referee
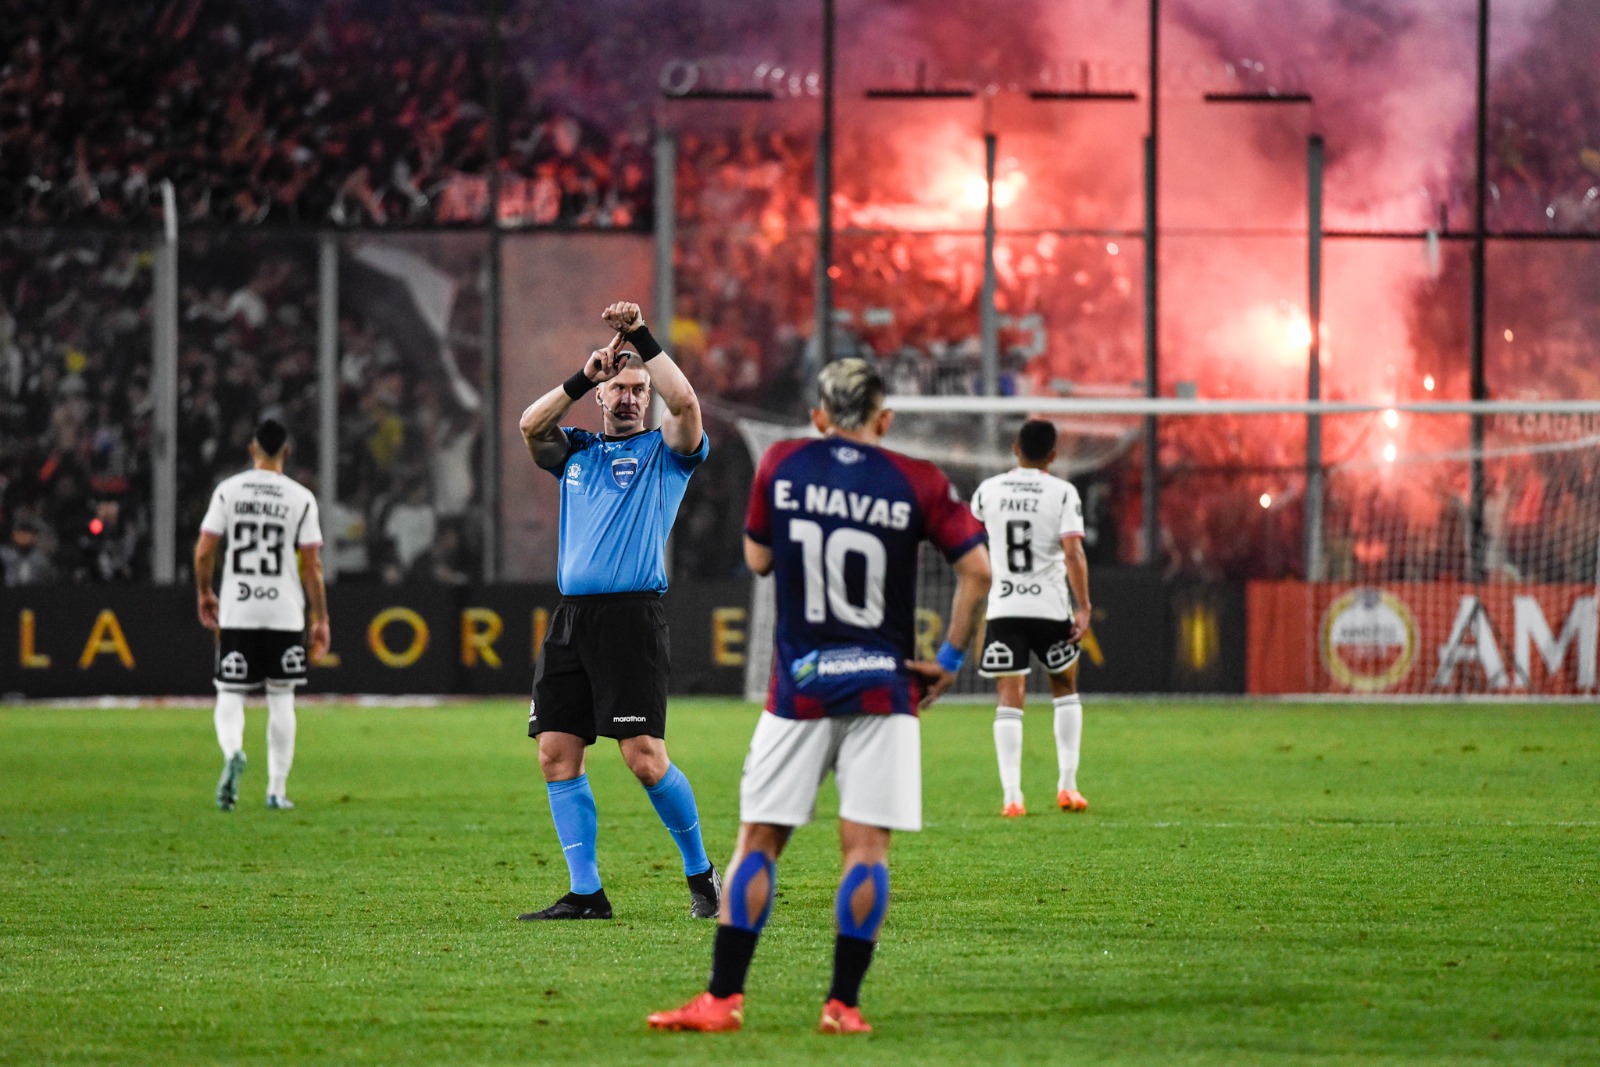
[515,300,720,921]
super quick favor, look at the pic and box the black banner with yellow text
[1,583,751,699]
[1,573,1245,699]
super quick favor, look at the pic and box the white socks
[214,690,245,758]
[265,685,297,799]
[993,706,1025,805]
[1053,694,1083,792]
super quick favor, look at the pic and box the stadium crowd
[0,229,486,587]
[0,232,152,584]
[4,0,1597,588]
[0,0,654,229]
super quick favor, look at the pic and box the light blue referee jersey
[541,427,709,595]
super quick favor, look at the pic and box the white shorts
[739,712,922,832]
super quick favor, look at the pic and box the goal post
[737,397,1600,700]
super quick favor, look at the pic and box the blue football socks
[709,851,776,998]
[727,850,777,932]
[546,774,601,894]
[835,862,890,940]
[644,763,712,877]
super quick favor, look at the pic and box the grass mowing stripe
[1,698,1596,1066]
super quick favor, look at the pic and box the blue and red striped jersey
[745,436,985,719]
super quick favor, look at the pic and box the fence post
[150,182,179,583]
[317,233,339,584]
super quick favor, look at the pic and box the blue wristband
[936,641,966,673]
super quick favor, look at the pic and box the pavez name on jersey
[745,437,985,719]
[540,427,709,596]
[970,467,1084,621]
[200,469,322,630]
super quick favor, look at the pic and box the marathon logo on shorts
[220,651,249,681]
[790,646,899,690]
[281,645,307,673]
[611,457,639,489]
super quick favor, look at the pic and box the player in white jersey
[969,419,1092,817]
[194,419,329,812]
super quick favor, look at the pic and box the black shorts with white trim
[215,628,309,691]
[977,615,1080,677]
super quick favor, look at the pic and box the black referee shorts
[529,592,670,743]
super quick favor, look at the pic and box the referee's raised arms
[521,302,706,465]
[601,301,703,457]
[641,347,703,457]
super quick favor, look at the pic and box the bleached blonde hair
[816,358,884,429]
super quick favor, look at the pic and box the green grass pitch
[2,697,1597,1066]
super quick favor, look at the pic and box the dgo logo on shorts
[220,651,249,681]
[281,645,307,673]
[611,457,639,489]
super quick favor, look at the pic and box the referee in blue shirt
[515,300,720,921]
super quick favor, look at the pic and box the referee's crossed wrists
[626,325,663,361]
[935,641,966,673]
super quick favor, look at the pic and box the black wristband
[628,325,664,362]
[562,369,596,400]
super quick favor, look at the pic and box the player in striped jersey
[649,358,990,1035]
[969,419,1093,816]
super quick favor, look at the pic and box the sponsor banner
[1,571,1230,698]
[1247,581,1600,695]
[1079,568,1176,693]
[1,582,749,699]
[1169,582,1247,694]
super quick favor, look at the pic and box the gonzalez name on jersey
[200,469,323,630]
[970,466,1084,621]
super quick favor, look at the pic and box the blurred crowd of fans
[1,231,486,587]
[3,0,1596,588]
[0,233,151,584]
[0,0,654,229]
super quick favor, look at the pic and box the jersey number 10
[790,518,887,628]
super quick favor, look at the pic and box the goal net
[737,397,1600,700]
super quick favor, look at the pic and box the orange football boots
[819,999,873,1034]
[647,992,744,1032]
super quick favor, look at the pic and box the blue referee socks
[645,763,712,877]
[547,774,602,895]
